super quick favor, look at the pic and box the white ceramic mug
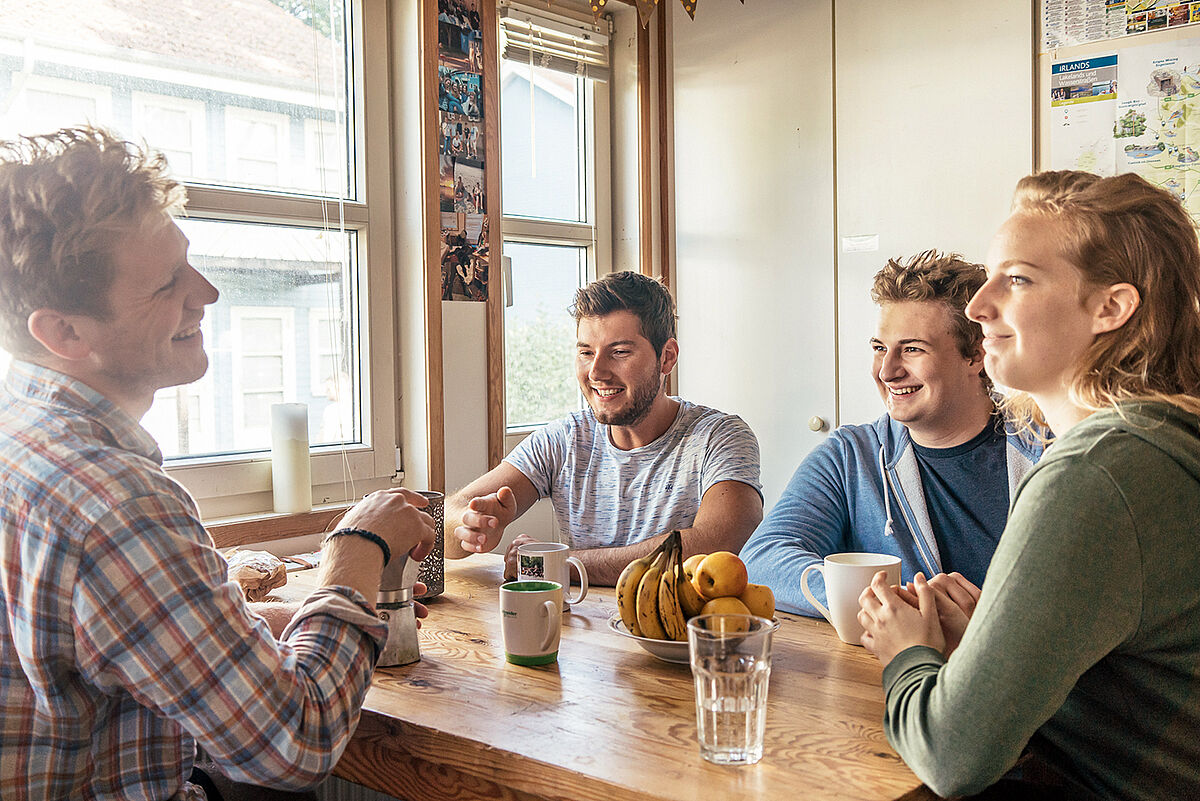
[517,541,588,611]
[800,553,901,645]
[499,580,563,666]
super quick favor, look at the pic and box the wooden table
[280,555,931,801]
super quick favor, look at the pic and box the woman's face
[967,212,1107,401]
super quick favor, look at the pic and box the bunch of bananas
[615,531,708,642]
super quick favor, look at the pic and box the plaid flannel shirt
[0,361,388,800]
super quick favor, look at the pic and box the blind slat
[499,2,610,82]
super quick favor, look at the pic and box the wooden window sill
[206,504,353,550]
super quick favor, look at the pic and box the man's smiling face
[871,300,987,445]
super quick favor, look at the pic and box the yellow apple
[738,583,775,619]
[690,551,749,600]
[699,596,752,631]
[682,553,707,581]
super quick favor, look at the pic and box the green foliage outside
[266,0,341,38]
[505,308,580,428]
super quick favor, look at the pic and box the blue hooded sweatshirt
[741,411,1044,617]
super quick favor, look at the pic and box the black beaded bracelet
[324,528,391,567]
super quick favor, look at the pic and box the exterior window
[499,6,610,436]
[225,107,291,189]
[132,92,207,180]
[0,0,399,517]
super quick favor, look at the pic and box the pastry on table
[226,549,287,601]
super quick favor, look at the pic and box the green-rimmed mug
[500,580,563,666]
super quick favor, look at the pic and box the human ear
[658,337,679,376]
[1090,283,1141,335]
[27,309,92,361]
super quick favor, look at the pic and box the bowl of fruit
[610,531,775,664]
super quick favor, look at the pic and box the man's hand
[319,489,437,605]
[503,533,537,580]
[453,486,518,555]
[336,488,437,564]
[858,571,945,666]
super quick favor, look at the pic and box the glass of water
[687,614,779,766]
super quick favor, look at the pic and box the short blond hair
[0,126,186,354]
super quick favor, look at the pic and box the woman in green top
[857,171,1200,801]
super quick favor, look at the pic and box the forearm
[573,531,670,586]
[575,511,759,587]
[317,536,383,601]
[248,600,301,638]
[741,535,826,616]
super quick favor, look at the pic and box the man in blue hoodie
[741,251,1043,616]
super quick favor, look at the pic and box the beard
[590,367,662,427]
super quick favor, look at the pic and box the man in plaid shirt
[0,127,436,800]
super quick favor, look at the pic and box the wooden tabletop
[280,555,931,801]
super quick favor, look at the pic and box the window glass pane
[0,2,354,198]
[138,218,361,459]
[504,242,585,429]
[500,61,584,222]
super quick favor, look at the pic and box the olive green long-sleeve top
[882,402,1200,800]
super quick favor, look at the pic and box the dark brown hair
[570,271,677,357]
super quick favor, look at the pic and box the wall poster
[438,0,490,301]
[1050,36,1200,222]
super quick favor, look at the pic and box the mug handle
[800,563,834,624]
[539,600,559,652]
[565,556,588,604]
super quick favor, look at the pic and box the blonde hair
[1001,170,1200,427]
[0,126,186,355]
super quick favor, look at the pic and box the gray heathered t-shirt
[504,398,762,550]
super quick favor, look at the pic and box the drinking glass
[687,614,779,766]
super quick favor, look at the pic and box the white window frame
[163,0,401,519]
[501,57,612,454]
[131,91,208,179]
[2,74,112,140]
[224,106,291,189]
[230,306,298,444]
[309,307,343,397]
[304,117,343,196]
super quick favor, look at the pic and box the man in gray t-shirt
[446,272,763,585]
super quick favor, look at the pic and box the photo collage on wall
[438,0,489,302]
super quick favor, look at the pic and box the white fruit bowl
[607,613,690,665]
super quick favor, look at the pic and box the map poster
[1051,55,1119,174]
[1116,38,1200,217]
[1051,54,1119,104]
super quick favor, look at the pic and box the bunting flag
[635,0,658,28]
[588,0,607,15]
[680,0,696,18]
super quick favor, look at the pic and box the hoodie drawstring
[879,444,895,538]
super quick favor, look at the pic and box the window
[132,92,208,180]
[0,0,400,518]
[225,107,291,189]
[498,1,611,437]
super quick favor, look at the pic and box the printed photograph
[438,65,483,120]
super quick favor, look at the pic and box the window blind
[499,0,610,82]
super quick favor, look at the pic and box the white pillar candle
[271,403,311,514]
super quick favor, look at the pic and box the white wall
[443,0,1035,526]
[671,0,838,509]
[671,0,1033,507]
[834,1,1034,426]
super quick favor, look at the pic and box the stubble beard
[591,368,662,428]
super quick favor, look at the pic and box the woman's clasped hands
[857,570,981,666]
